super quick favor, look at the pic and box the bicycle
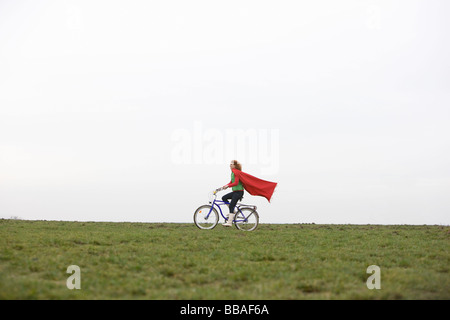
[193,188,259,231]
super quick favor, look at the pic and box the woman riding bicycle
[221,160,244,227]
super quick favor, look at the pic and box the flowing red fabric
[232,169,277,203]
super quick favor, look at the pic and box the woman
[221,160,244,227]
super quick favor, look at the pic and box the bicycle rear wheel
[193,205,219,230]
[234,207,259,231]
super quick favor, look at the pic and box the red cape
[232,169,277,203]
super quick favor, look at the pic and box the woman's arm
[224,175,240,188]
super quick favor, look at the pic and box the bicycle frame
[207,193,256,223]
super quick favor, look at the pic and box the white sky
[1,0,449,224]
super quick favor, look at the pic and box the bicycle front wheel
[235,208,259,231]
[193,205,219,230]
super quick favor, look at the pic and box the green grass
[0,219,449,299]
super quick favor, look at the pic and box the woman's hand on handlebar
[215,186,227,193]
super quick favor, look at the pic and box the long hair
[232,160,242,171]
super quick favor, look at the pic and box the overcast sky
[1,0,449,224]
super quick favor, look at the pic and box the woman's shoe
[222,214,235,227]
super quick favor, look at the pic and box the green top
[231,172,244,191]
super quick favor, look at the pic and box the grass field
[0,219,449,299]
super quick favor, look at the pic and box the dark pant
[222,191,244,213]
